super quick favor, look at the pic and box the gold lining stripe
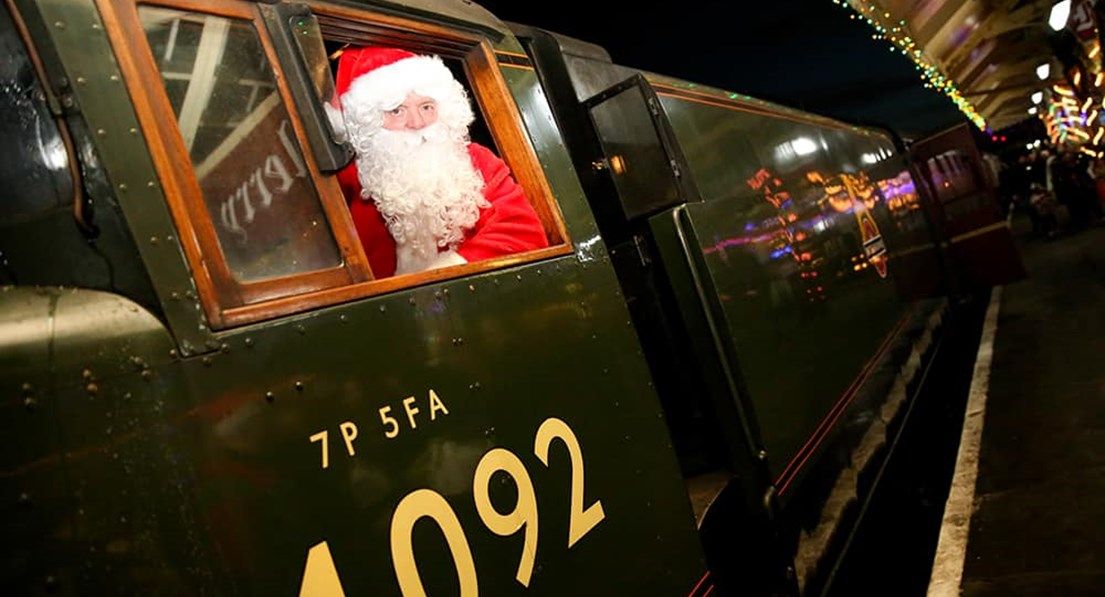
[949,221,1008,244]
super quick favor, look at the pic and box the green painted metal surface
[652,86,932,486]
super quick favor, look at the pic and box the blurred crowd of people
[1003,146,1105,239]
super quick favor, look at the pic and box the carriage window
[139,6,342,281]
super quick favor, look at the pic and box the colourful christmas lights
[833,0,987,129]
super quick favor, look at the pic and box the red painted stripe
[773,309,913,495]
[702,584,716,596]
[688,570,711,596]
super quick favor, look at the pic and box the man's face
[382,92,438,132]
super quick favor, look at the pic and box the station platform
[931,221,1105,596]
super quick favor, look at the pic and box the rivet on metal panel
[20,382,32,395]
[294,381,304,392]
[536,269,542,275]
[141,370,152,381]
[170,291,180,300]
[85,383,98,396]
[434,290,442,299]
[378,305,386,313]
[53,21,65,29]
[166,235,174,242]
[757,450,767,461]
[18,492,31,507]
[147,181,155,188]
[109,74,118,82]
[202,356,213,367]
[443,288,449,296]
[339,314,348,322]
[244,337,254,347]
[23,397,37,412]
[44,575,57,592]
[205,339,219,351]
[168,349,177,358]
[91,22,100,30]
[265,391,275,403]
[96,128,105,136]
[468,284,475,292]
[516,274,522,281]
[149,236,158,245]
[296,324,306,335]
[129,128,137,135]
[409,297,416,305]
[81,368,93,380]
[220,343,230,354]
[76,77,86,85]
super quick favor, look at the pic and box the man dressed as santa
[334,46,549,277]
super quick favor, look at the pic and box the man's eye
[388,107,403,115]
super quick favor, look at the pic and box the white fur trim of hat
[340,54,474,134]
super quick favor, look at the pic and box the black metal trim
[258,3,354,173]
[583,74,703,211]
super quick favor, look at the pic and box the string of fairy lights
[831,0,988,130]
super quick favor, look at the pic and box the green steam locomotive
[0,0,1021,594]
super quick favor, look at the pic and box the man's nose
[406,109,427,130]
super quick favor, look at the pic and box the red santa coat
[337,142,549,278]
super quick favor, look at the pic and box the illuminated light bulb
[1037,63,1051,80]
[1049,0,1072,31]
[1032,91,1044,104]
[1029,106,1039,115]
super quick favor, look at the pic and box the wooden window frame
[98,0,572,329]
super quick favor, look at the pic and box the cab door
[910,123,1025,290]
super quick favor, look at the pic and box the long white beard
[350,122,488,273]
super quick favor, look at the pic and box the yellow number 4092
[299,417,605,596]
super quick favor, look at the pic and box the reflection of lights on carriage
[609,155,626,175]
[773,137,819,163]
[878,173,920,213]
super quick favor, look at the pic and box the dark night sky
[476,0,967,138]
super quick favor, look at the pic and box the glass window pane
[139,6,341,281]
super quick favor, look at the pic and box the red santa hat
[336,46,474,134]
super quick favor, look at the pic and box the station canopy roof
[841,0,1104,138]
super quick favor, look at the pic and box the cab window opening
[113,0,570,329]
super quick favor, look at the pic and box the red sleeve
[337,162,397,278]
[457,144,550,263]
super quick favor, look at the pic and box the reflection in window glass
[139,6,341,281]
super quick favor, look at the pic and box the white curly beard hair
[351,121,487,264]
